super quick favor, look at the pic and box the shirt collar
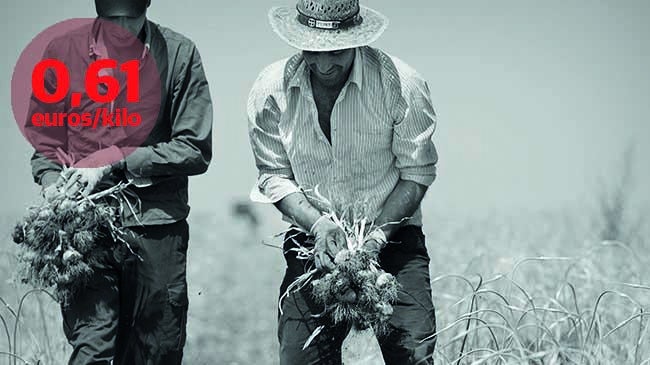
[287,47,364,91]
[89,17,152,60]
[287,60,308,90]
[349,47,363,90]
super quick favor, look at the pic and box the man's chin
[316,76,343,87]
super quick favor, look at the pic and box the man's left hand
[62,166,112,196]
[363,228,388,258]
[62,146,125,196]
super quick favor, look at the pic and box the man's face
[303,48,355,87]
[100,13,146,38]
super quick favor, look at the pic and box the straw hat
[269,0,389,52]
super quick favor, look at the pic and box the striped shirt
[247,46,438,225]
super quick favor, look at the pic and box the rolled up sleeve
[246,70,299,203]
[392,73,438,186]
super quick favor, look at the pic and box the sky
[1,0,649,221]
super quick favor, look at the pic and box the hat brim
[269,5,388,52]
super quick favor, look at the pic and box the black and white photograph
[2,0,649,364]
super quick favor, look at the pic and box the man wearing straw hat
[248,0,438,363]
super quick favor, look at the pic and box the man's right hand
[311,216,347,272]
[40,171,64,201]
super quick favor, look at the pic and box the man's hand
[40,172,64,201]
[42,183,61,201]
[363,228,388,258]
[311,216,347,272]
[61,146,125,196]
[62,166,112,196]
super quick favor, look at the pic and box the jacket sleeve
[27,39,67,186]
[122,41,213,178]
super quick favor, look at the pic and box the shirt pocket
[348,118,393,176]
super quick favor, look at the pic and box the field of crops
[1,205,648,364]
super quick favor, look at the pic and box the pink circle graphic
[11,18,161,168]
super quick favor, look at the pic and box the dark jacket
[28,18,213,227]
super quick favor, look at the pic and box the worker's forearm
[274,192,323,232]
[375,179,428,239]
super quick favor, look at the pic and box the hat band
[296,8,363,30]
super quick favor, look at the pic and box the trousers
[278,225,437,365]
[61,219,189,365]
